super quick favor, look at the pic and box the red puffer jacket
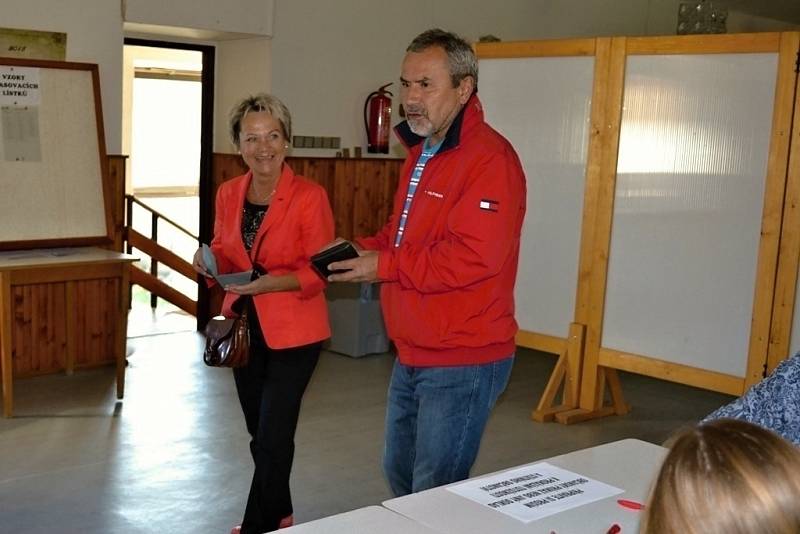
[356,94,527,367]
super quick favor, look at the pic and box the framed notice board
[0,56,111,250]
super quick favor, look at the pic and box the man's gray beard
[408,119,433,138]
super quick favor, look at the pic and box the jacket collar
[394,92,483,154]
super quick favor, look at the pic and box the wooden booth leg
[554,366,630,425]
[532,323,585,422]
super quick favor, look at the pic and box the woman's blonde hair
[228,93,292,149]
[641,418,800,534]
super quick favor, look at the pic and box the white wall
[2,0,796,158]
[270,0,685,158]
[3,0,273,155]
[3,0,124,152]
[215,38,272,153]
[124,0,274,36]
[270,0,799,158]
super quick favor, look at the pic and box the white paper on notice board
[0,66,41,105]
[1,105,41,161]
[446,462,623,523]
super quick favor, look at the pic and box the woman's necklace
[249,179,276,204]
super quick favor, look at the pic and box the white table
[383,439,667,534]
[282,505,441,533]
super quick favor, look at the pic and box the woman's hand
[226,273,300,295]
[192,247,210,277]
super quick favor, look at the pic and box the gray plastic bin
[326,282,389,357]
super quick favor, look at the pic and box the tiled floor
[0,318,733,533]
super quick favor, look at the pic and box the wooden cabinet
[0,247,136,416]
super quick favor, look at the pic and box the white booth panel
[480,56,594,340]
[603,53,778,376]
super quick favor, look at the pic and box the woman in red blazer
[192,94,333,534]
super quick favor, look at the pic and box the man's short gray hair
[406,28,478,88]
[229,93,292,148]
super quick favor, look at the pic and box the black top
[241,199,268,250]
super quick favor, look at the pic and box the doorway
[122,38,215,335]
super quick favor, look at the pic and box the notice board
[0,57,111,250]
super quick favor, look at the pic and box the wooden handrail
[126,194,196,239]
[125,193,199,316]
[130,267,197,316]
[128,229,196,280]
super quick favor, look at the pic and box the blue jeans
[383,356,514,496]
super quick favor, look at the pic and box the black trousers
[234,307,320,534]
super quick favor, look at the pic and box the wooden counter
[0,247,137,416]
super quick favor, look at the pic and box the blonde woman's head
[641,418,800,534]
[229,93,292,149]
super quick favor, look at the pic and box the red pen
[617,499,645,510]
[606,524,621,534]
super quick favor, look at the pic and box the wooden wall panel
[210,154,402,240]
[333,161,356,238]
[289,157,336,205]
[9,278,118,378]
[347,159,401,238]
[106,155,128,252]
[72,278,118,368]
[52,283,67,372]
[211,153,248,192]
[12,287,26,374]
[11,283,68,376]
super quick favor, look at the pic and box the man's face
[400,46,473,145]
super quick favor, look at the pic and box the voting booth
[476,32,800,422]
[0,57,134,416]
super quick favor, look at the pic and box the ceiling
[124,22,263,41]
[724,0,800,25]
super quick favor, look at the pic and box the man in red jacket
[329,28,527,495]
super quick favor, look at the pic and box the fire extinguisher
[364,83,393,154]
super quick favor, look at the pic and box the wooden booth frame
[766,35,800,375]
[0,58,132,417]
[477,37,630,423]
[0,56,113,250]
[477,32,800,424]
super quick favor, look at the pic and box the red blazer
[210,164,334,349]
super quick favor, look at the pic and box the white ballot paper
[201,244,253,287]
[446,462,623,523]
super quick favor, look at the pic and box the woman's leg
[232,309,270,530]
[239,340,320,533]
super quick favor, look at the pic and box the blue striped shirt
[394,138,442,247]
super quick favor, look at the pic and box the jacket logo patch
[479,199,499,212]
[425,190,444,199]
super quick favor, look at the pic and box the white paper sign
[0,66,41,105]
[446,462,623,523]
[1,105,41,161]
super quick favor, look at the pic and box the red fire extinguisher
[364,83,393,154]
